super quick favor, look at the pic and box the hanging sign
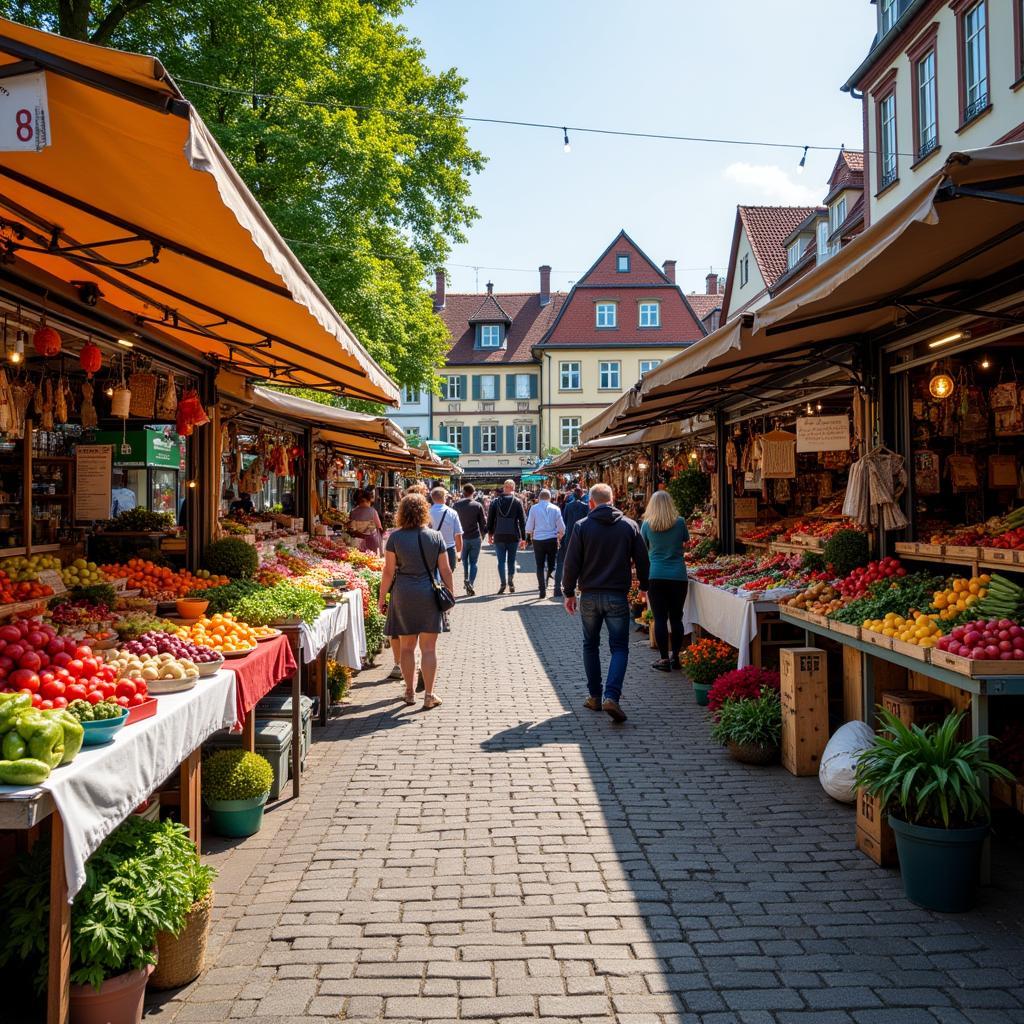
[75,445,113,521]
[0,72,50,152]
[796,415,850,453]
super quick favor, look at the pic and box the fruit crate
[917,542,944,557]
[980,547,1017,566]
[894,541,918,556]
[930,650,1024,677]
[945,545,980,560]
[862,629,894,652]
[890,637,931,662]
[827,619,861,640]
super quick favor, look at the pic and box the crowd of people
[370,478,690,722]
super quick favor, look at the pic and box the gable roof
[825,149,865,204]
[740,206,820,286]
[440,291,567,365]
[685,293,723,321]
[571,229,672,287]
[468,291,513,325]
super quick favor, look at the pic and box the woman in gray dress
[378,493,455,708]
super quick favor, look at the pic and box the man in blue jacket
[553,487,589,598]
[561,483,649,723]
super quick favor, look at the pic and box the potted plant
[150,853,217,990]
[0,817,198,1024]
[679,638,736,706]
[204,537,259,579]
[855,710,1012,913]
[707,666,780,719]
[710,687,782,765]
[203,748,275,837]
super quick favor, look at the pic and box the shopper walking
[429,486,463,571]
[348,489,384,555]
[453,483,486,595]
[562,483,649,723]
[378,493,453,709]
[525,488,565,599]
[640,490,690,671]
[486,479,526,594]
[554,486,589,598]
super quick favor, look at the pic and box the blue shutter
[495,425,503,453]
[458,375,468,401]
[529,374,538,399]
[530,425,538,453]
[506,426,515,453]
[472,426,481,454]
[471,375,480,400]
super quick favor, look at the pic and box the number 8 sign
[0,71,50,152]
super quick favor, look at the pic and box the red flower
[707,666,781,719]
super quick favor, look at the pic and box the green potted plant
[0,817,198,1024]
[204,537,259,579]
[710,687,782,765]
[679,638,737,706]
[855,710,1011,913]
[203,749,275,836]
[150,854,217,990]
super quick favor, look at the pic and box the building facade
[844,0,1024,225]
[390,382,431,445]
[533,231,706,451]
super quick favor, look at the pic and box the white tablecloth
[0,671,236,900]
[298,602,349,664]
[336,589,366,667]
[683,581,781,669]
[297,590,365,668]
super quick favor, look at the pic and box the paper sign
[38,569,66,596]
[796,415,850,453]
[0,72,50,152]
[735,497,758,520]
[75,445,113,521]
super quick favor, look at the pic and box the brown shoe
[423,695,442,710]
[602,699,627,723]
[583,697,601,712]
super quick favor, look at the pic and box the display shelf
[892,544,1024,574]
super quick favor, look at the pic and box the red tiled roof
[738,205,820,289]
[468,292,512,325]
[841,149,864,173]
[685,293,723,320]
[439,292,567,365]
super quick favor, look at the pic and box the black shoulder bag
[417,532,456,612]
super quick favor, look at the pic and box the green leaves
[710,688,782,748]
[203,749,275,801]
[234,580,325,625]
[855,709,1014,829]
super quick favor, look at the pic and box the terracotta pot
[727,740,779,766]
[69,963,153,1024]
[151,891,214,989]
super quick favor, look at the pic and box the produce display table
[684,581,796,668]
[228,635,300,797]
[298,599,349,664]
[0,671,236,1024]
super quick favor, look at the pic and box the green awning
[424,440,462,459]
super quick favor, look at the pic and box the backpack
[494,495,520,535]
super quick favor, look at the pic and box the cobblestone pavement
[152,548,1024,1024]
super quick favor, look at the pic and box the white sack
[819,720,876,803]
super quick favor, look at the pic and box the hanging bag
[416,532,456,612]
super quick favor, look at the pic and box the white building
[391,383,432,446]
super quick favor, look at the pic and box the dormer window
[478,324,502,348]
[616,254,630,273]
[786,238,806,270]
[880,0,898,34]
[596,302,617,328]
[816,220,830,265]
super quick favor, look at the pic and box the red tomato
[30,693,42,708]
[52,652,71,669]
[100,681,116,699]
[67,659,85,679]
[40,679,65,700]
[74,645,93,660]
[38,699,53,710]
[52,696,67,708]
[0,624,21,644]
[116,695,130,707]
[65,683,87,702]
[129,693,146,707]
[62,638,78,655]
[86,690,103,705]
[54,668,72,684]
[80,657,99,676]
[9,669,39,692]
[115,680,137,699]
[18,651,41,673]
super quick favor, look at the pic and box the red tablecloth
[230,634,297,723]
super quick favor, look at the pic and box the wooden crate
[981,547,1015,566]
[828,619,861,640]
[856,788,898,867]
[945,545,980,560]
[890,637,930,662]
[930,650,1024,677]
[779,648,829,777]
[916,542,944,557]
[881,689,951,728]
[893,541,918,556]
[863,629,894,652]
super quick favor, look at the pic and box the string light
[562,127,570,154]
[980,356,991,369]
[797,145,808,174]
[9,329,24,365]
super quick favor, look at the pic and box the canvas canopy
[0,18,398,403]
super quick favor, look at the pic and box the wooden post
[241,710,256,753]
[24,418,33,554]
[292,662,301,799]
[179,748,202,849]
[47,813,70,1024]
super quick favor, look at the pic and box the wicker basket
[150,890,213,990]
[128,371,157,418]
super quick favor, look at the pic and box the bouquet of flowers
[679,638,737,686]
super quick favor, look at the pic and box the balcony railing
[964,92,988,125]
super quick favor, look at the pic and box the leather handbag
[417,532,456,612]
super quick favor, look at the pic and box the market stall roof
[582,143,1024,441]
[550,420,697,471]
[424,440,462,459]
[248,387,406,447]
[0,19,399,403]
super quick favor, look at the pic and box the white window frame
[639,359,661,377]
[560,417,581,448]
[739,254,749,288]
[559,361,581,390]
[616,254,630,273]
[514,374,531,400]
[879,92,898,188]
[964,2,988,116]
[443,425,463,450]
[787,239,803,270]
[880,0,897,34]
[596,302,617,328]
[480,425,497,453]
[515,424,532,453]
[638,302,660,328]
[403,385,420,404]
[479,374,497,400]
[916,50,937,156]
[599,361,621,390]
[479,324,502,348]
[442,375,464,401]
[816,220,830,264]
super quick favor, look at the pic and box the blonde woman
[378,493,453,708]
[640,490,690,672]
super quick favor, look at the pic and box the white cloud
[722,162,821,206]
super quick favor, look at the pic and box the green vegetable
[0,757,51,785]
[233,581,325,626]
[2,730,26,760]
[188,579,260,615]
[822,529,869,577]
[204,538,259,579]
[67,699,124,723]
[975,573,1024,621]
[710,688,782,748]
[107,507,175,532]
[43,709,84,763]
[0,692,31,734]
[667,467,709,520]
[68,584,118,609]
[14,714,64,769]
[203,749,274,801]
[831,572,941,624]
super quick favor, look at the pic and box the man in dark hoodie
[553,486,589,599]
[561,483,650,723]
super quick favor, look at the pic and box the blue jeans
[494,541,518,584]
[553,539,567,595]
[579,591,631,703]
[462,536,482,584]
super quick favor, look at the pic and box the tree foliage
[1,0,483,390]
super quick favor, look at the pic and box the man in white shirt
[525,488,565,599]
[430,486,463,571]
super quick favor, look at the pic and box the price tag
[38,568,66,595]
[0,71,50,152]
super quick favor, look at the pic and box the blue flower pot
[890,816,988,913]
[205,792,269,837]
[693,682,711,706]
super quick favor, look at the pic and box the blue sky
[400,0,878,297]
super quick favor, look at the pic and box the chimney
[662,260,676,283]
[706,272,719,295]
[539,265,551,306]
[486,280,494,294]
[433,268,446,311]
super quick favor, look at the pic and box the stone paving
[152,548,1024,1024]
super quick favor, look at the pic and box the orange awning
[0,19,398,403]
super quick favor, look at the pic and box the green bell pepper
[14,714,64,770]
[0,692,31,734]
[2,729,26,760]
[42,708,84,764]
[0,757,51,786]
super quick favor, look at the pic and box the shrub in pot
[710,687,781,765]
[151,854,218,990]
[707,666,780,719]
[679,638,736,706]
[855,709,1012,913]
[0,817,199,1024]
[204,537,259,579]
[204,748,275,837]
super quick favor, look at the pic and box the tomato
[18,651,41,672]
[40,679,65,700]
[129,693,146,707]
[116,695,130,707]
[52,652,71,669]
[0,624,21,644]
[100,665,117,682]
[74,645,93,660]
[9,669,39,692]
[67,659,85,679]
[46,638,64,657]
[86,690,103,705]
[52,696,67,708]
[38,699,53,710]
[115,680,137,699]
[100,681,116,699]
[65,683,87,702]
[80,657,99,676]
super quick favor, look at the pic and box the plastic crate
[255,688,313,766]
[204,720,293,800]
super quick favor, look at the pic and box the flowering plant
[679,638,736,686]
[707,666,780,719]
